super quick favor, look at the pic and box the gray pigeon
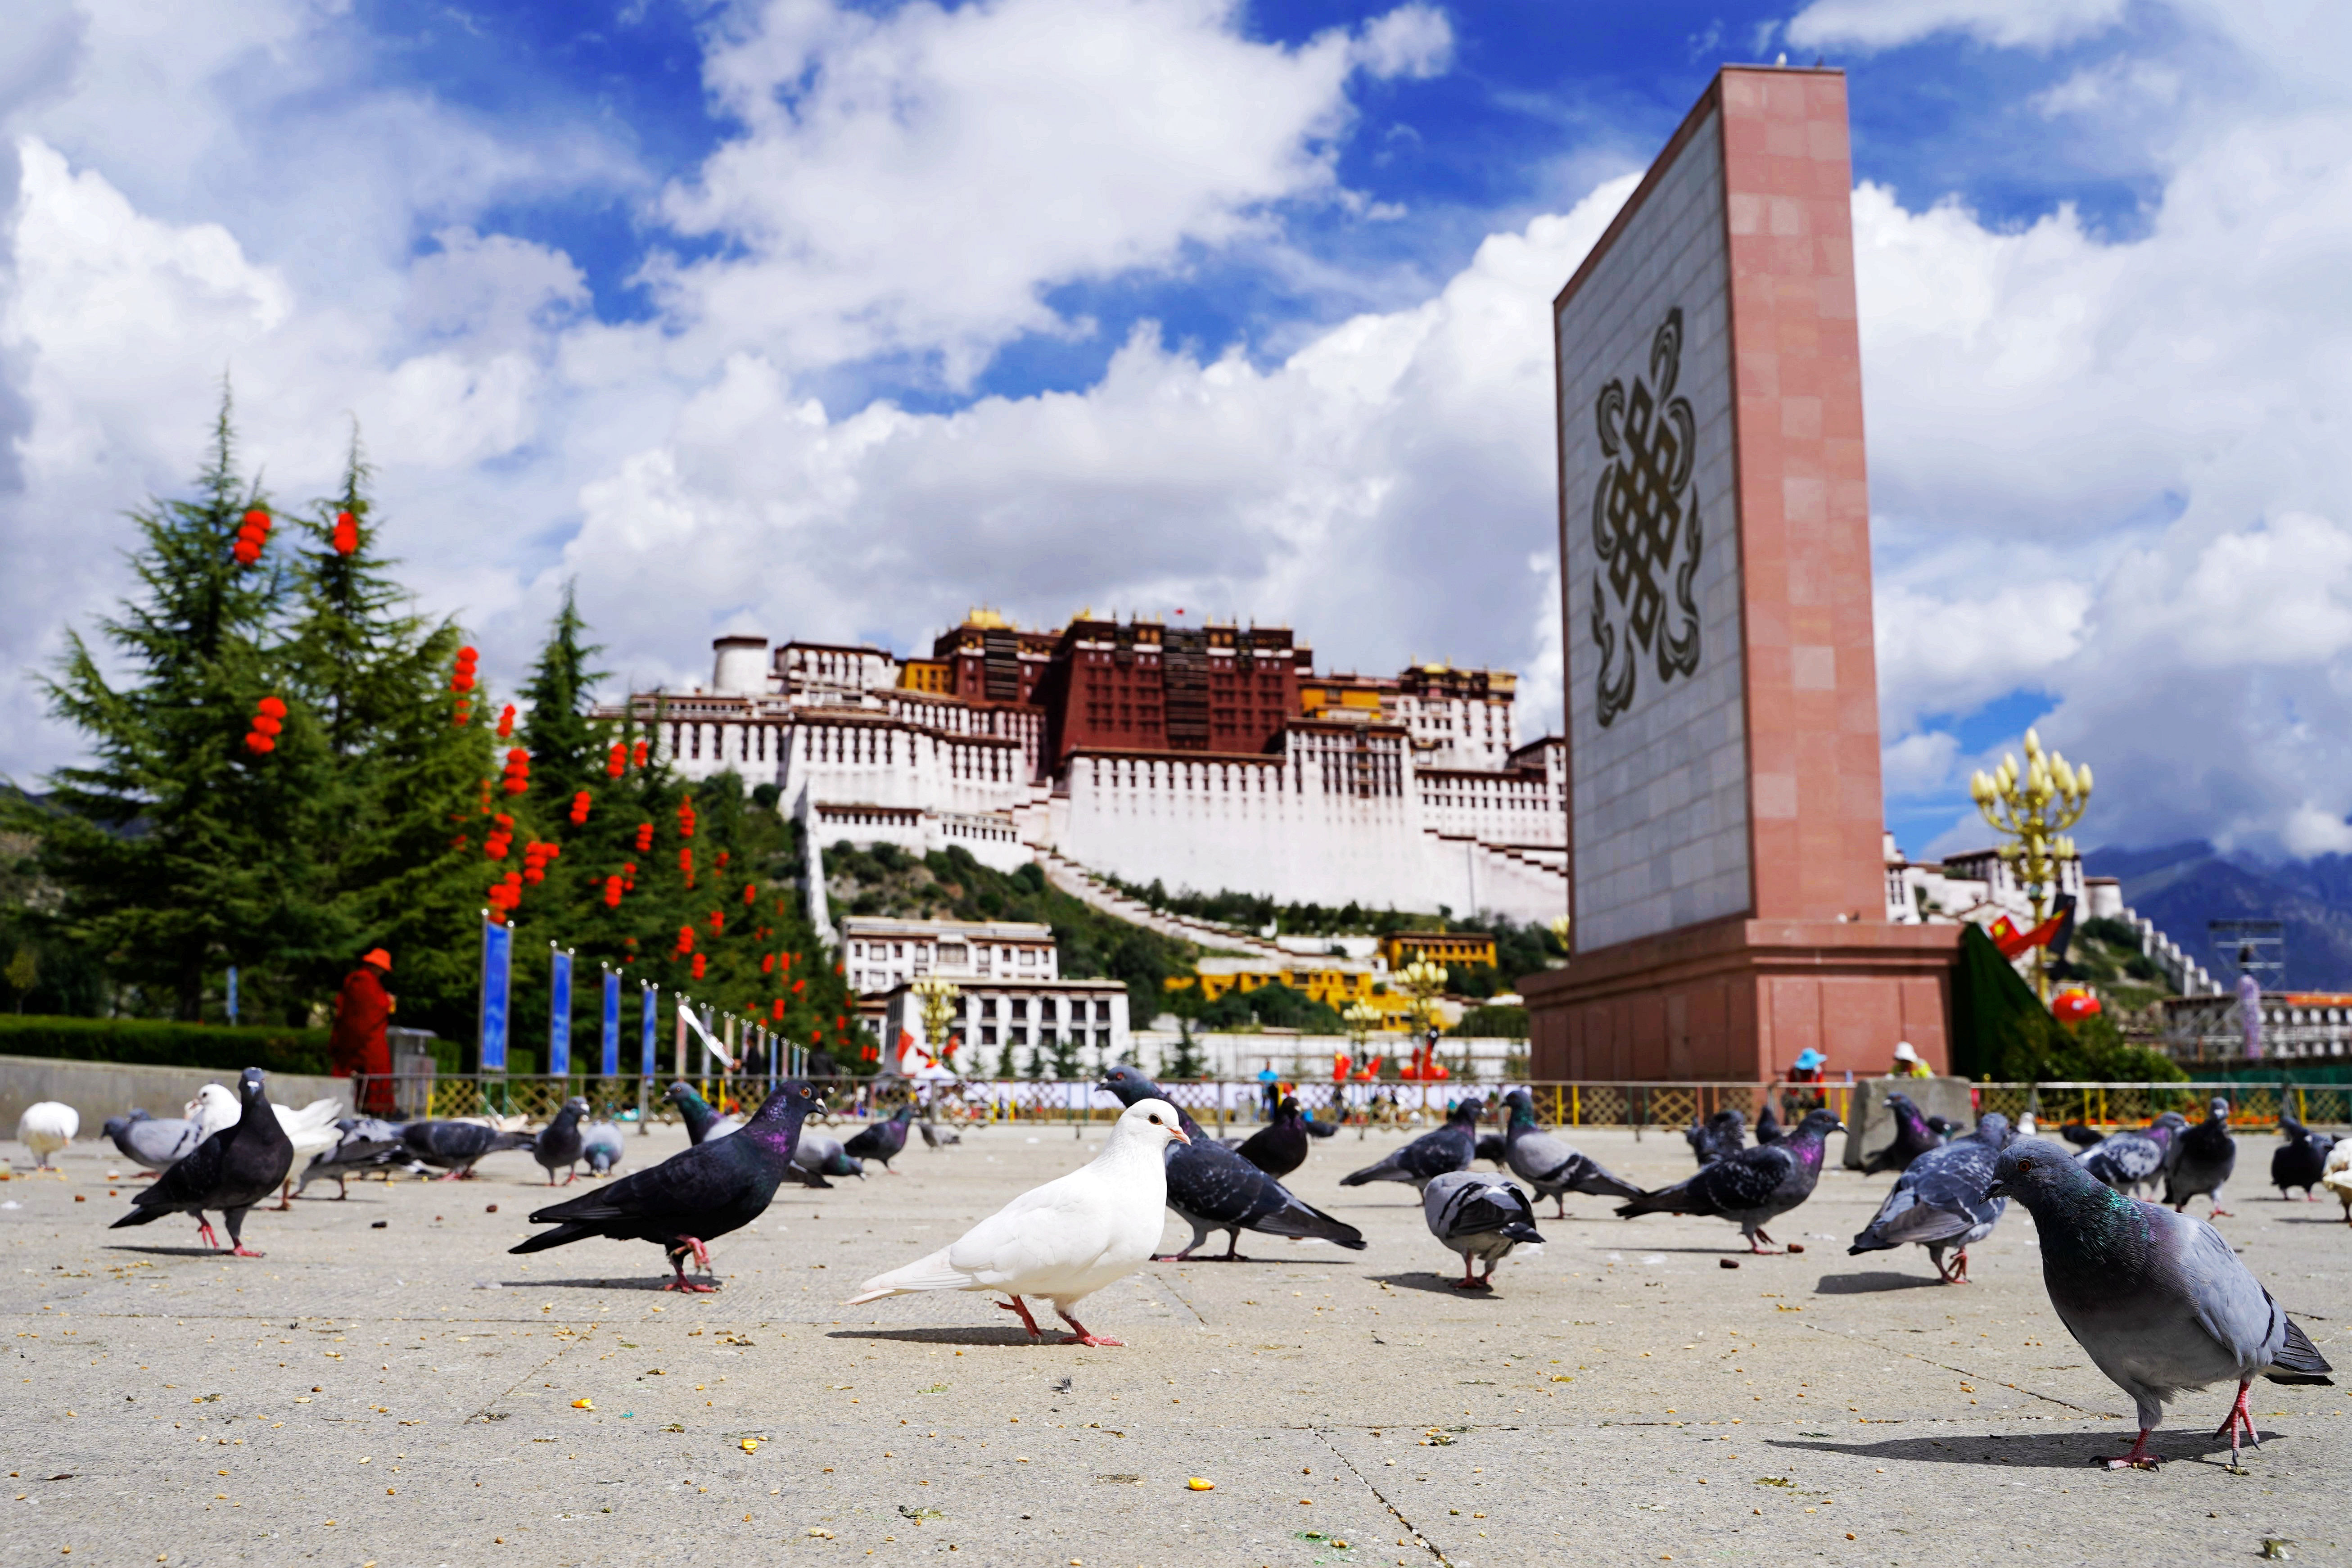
[1616,1108,1845,1253]
[2165,1098,2237,1217]
[1988,1139,2334,1469]
[533,1098,590,1186]
[1340,1098,1483,1192]
[1849,1112,2015,1282]
[1753,1104,1783,1146]
[1498,1089,1643,1216]
[1861,1092,1942,1176]
[402,1119,534,1179]
[103,1110,203,1175]
[2078,1113,2184,1195]
[2272,1114,2334,1201]
[294,1117,407,1197]
[1685,1108,1746,1167]
[917,1118,961,1149]
[792,1130,863,1184]
[108,1068,293,1256]
[1422,1171,1544,1291]
[582,1121,625,1177]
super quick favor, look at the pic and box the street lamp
[1969,728,2093,999]
[1395,957,1449,1036]
[910,976,962,1075]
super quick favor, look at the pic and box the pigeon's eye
[2015,1157,2035,1170]
[1149,1114,1162,1125]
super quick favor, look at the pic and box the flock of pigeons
[15,1069,2349,1471]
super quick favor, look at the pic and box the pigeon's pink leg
[1938,1248,1971,1284]
[1452,1256,1492,1292]
[231,1244,265,1259]
[662,1248,718,1293]
[2097,1429,2162,1470]
[1055,1307,1124,1347]
[686,1237,712,1270]
[433,1167,467,1181]
[274,1180,293,1211]
[996,1296,1043,1339]
[1747,1229,1780,1255]
[195,1218,220,1250]
[2215,1379,2259,1467]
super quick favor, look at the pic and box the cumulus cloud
[1787,0,2128,52]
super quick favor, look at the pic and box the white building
[840,916,1059,994]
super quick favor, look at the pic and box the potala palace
[596,612,1569,924]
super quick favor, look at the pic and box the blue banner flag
[548,946,573,1077]
[641,984,659,1078]
[479,917,512,1072]
[225,966,239,1026]
[601,970,622,1078]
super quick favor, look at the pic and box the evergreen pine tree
[284,430,495,1036]
[13,394,332,1020]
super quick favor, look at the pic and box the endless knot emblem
[1590,306,1702,728]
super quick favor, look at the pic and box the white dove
[2323,1138,2352,1227]
[16,1102,78,1170]
[268,1098,345,1208]
[186,1084,241,1139]
[846,1098,1189,1347]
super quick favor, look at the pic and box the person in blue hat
[1788,1047,1826,1084]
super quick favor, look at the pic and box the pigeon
[1861,1092,1941,1176]
[1302,1114,1339,1139]
[512,1082,824,1292]
[1473,1133,1509,1166]
[842,1104,915,1171]
[109,1068,292,1256]
[1233,1096,1311,1179]
[294,1117,407,1197]
[2323,1139,2352,1225]
[1422,1171,1545,1291]
[270,1098,346,1208]
[1753,1104,1783,1146]
[102,1111,203,1175]
[401,1119,533,1179]
[2273,1114,2335,1201]
[792,1130,863,1184]
[666,1083,742,1144]
[185,1084,240,1139]
[1849,1112,2016,1283]
[16,1101,77,1169]
[2015,1111,2039,1137]
[533,1097,589,1186]
[2165,1098,2237,1217]
[1097,1066,1365,1260]
[1616,1108,1846,1253]
[2059,1121,2106,1149]
[846,1097,1189,1345]
[1685,1108,1746,1167]
[582,1121,625,1177]
[2078,1114,2184,1195]
[1496,1089,1643,1216]
[1987,1139,2334,1470]
[1339,1098,1483,1191]
[917,1118,962,1149]
[1925,1114,1963,1143]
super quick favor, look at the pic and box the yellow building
[1377,931,1497,972]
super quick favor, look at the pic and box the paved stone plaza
[3,1114,2345,1566]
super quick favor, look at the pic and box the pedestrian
[1258,1058,1279,1121]
[330,948,397,1116]
[1889,1040,1932,1078]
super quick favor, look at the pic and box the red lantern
[331,510,358,556]
[569,790,592,826]
[760,953,774,975]
[232,507,271,566]
[677,799,697,838]
[632,741,648,768]
[244,732,274,755]
[675,925,695,955]
[450,646,478,694]
[791,978,804,995]
[679,846,695,888]
[497,705,516,739]
[771,998,785,1021]
[257,696,286,718]
[603,875,623,908]
[741,881,757,905]
[606,742,626,778]
[691,953,706,981]
[243,694,284,755]
[635,822,654,852]
[2052,989,2102,1022]
[716,850,730,869]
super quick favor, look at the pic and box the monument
[1522,65,1961,1081]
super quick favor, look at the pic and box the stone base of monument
[1839,1075,1979,1170]
[1521,917,1962,1082]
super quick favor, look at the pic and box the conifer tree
[16,394,332,1020]
[283,431,495,1035]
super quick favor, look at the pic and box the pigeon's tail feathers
[1557,1157,1645,1201]
[847,1246,977,1302]
[1253,1197,1368,1250]
[1502,1221,1545,1246]
[1614,1180,1696,1218]
[1339,1156,1409,1187]
[508,1223,599,1255]
[108,1206,167,1229]
[2266,1317,2335,1384]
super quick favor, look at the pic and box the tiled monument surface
[1527,67,1959,1082]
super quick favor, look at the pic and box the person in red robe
[330,949,397,1116]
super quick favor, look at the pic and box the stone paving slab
[2,1117,2346,1566]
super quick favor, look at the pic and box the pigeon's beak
[1983,1179,2009,1200]
[1167,1124,1192,1145]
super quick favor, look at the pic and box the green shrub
[0,1014,334,1075]
[1450,1004,1529,1039]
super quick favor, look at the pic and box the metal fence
[361,1073,2352,1132]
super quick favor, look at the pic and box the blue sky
[4,0,2351,866]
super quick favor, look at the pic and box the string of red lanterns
[331,509,358,556]
[232,507,271,566]
[242,694,286,755]
[500,746,530,795]
[569,790,592,826]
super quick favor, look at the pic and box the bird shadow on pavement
[826,1325,1074,1347]
[1368,1272,1491,1296]
[494,1276,683,1291]
[1768,1429,2281,1469]
[104,1244,244,1259]
[1812,1270,1946,1294]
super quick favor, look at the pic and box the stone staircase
[1027,844,1287,958]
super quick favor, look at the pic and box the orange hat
[361,948,392,972]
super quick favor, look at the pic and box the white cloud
[1786,0,2127,52]
[1881,729,1960,797]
